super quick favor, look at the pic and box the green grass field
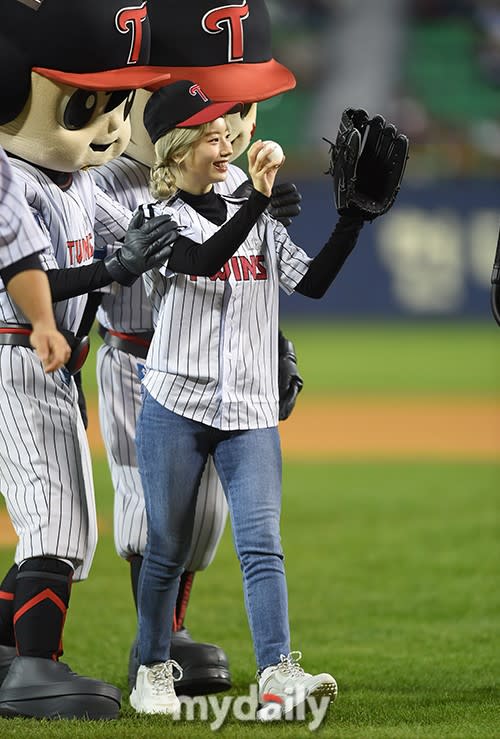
[0,321,498,738]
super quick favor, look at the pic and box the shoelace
[277,651,306,678]
[148,660,184,695]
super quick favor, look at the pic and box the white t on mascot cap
[0,0,172,171]
[127,0,296,165]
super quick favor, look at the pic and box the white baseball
[262,140,284,166]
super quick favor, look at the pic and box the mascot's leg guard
[0,645,16,689]
[0,558,121,720]
[0,564,17,687]
[128,556,231,695]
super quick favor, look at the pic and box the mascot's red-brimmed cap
[0,0,172,124]
[144,0,296,102]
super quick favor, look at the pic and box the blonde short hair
[149,117,230,200]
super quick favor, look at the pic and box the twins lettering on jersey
[190,254,267,282]
[67,232,94,265]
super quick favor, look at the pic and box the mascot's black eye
[240,103,254,119]
[104,89,135,117]
[63,90,98,130]
[123,90,136,120]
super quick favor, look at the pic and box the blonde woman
[132,80,365,718]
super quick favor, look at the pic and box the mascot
[91,0,304,697]
[0,0,174,720]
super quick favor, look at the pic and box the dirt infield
[86,395,500,460]
[278,396,500,460]
[1,395,498,547]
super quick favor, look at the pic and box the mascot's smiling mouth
[90,141,115,152]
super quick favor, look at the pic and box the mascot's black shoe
[171,627,232,696]
[0,645,16,687]
[0,656,121,719]
[128,627,231,696]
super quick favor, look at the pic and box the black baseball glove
[232,180,302,226]
[278,330,303,421]
[325,108,409,221]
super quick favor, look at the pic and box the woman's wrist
[247,187,272,205]
[252,182,272,198]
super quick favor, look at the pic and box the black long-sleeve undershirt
[28,189,270,303]
[1,254,112,307]
[1,253,44,287]
[166,188,270,276]
[0,244,114,303]
[45,261,113,301]
[168,189,364,296]
[294,213,364,298]
[8,191,362,305]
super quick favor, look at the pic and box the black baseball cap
[0,0,172,124]
[144,0,296,102]
[144,80,242,144]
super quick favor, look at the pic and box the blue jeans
[135,390,290,671]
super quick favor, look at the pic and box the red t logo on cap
[189,84,209,102]
[202,2,250,63]
[115,2,148,65]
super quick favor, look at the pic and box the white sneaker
[130,660,183,715]
[256,651,337,721]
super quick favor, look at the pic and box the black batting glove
[105,209,179,286]
[232,180,302,227]
[269,182,302,226]
[278,330,304,421]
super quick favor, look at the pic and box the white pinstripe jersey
[0,158,132,332]
[142,196,312,430]
[0,147,51,269]
[91,157,248,333]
